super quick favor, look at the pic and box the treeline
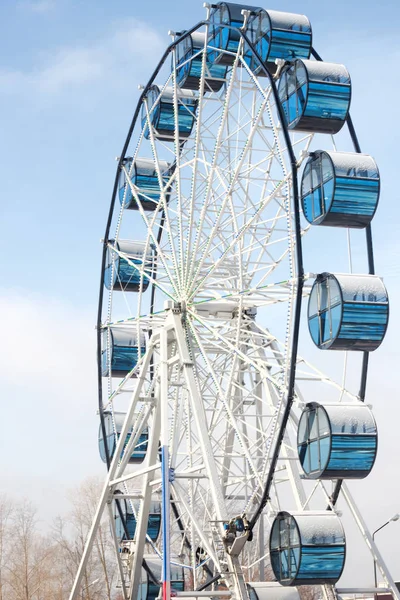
[0,477,121,600]
[0,476,322,600]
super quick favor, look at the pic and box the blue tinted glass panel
[280,519,289,547]
[309,441,320,472]
[297,546,345,581]
[322,156,334,182]
[121,431,148,462]
[298,443,309,472]
[308,283,319,317]
[119,183,133,207]
[109,345,146,375]
[177,60,190,85]
[226,20,242,53]
[157,103,196,136]
[133,431,149,461]
[281,548,290,579]
[290,520,300,546]
[281,99,289,122]
[318,408,330,437]
[138,583,148,600]
[104,260,116,290]
[268,30,311,61]
[99,438,106,462]
[330,304,342,340]
[305,82,351,121]
[290,547,300,578]
[171,580,184,592]
[288,92,297,123]
[115,510,137,541]
[271,550,281,579]
[106,434,116,460]
[208,25,230,64]
[319,436,330,472]
[101,349,108,376]
[313,185,323,219]
[302,164,312,193]
[115,514,124,541]
[298,414,308,444]
[112,346,140,373]
[296,63,307,86]
[147,583,160,600]
[340,303,388,341]
[205,60,227,80]
[142,103,160,139]
[331,178,379,217]
[178,54,227,86]
[323,178,335,213]
[136,174,165,202]
[147,514,161,541]
[255,35,270,64]
[308,410,317,439]
[271,522,280,549]
[116,507,162,543]
[321,311,331,343]
[117,258,142,286]
[126,513,137,539]
[328,434,377,472]
[309,316,320,345]
[297,83,307,119]
[329,279,341,306]
[319,280,329,311]
[279,72,288,102]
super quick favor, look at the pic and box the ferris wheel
[69,4,397,600]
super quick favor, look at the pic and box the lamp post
[81,578,100,600]
[373,514,399,598]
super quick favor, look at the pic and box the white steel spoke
[71,15,391,600]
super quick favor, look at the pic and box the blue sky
[1,0,400,586]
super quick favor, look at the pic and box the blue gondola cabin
[176,31,227,91]
[208,2,261,66]
[298,402,377,479]
[141,85,197,141]
[301,151,380,228]
[102,326,146,378]
[137,557,184,600]
[119,157,170,211]
[113,495,161,544]
[308,273,389,351]
[247,9,312,75]
[98,411,149,464]
[104,240,154,293]
[270,511,345,585]
[278,59,351,134]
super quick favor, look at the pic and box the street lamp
[81,578,100,599]
[373,514,399,597]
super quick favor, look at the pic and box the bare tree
[5,500,56,600]
[0,480,118,600]
[0,495,13,600]
[54,477,116,600]
[298,585,324,600]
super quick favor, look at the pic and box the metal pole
[160,327,171,600]
[373,520,393,600]
[341,486,400,600]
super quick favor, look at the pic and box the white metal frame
[69,11,398,600]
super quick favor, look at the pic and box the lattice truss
[69,10,398,600]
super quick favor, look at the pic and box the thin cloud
[0,19,164,97]
[17,0,56,13]
[0,289,102,521]
[0,290,94,385]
